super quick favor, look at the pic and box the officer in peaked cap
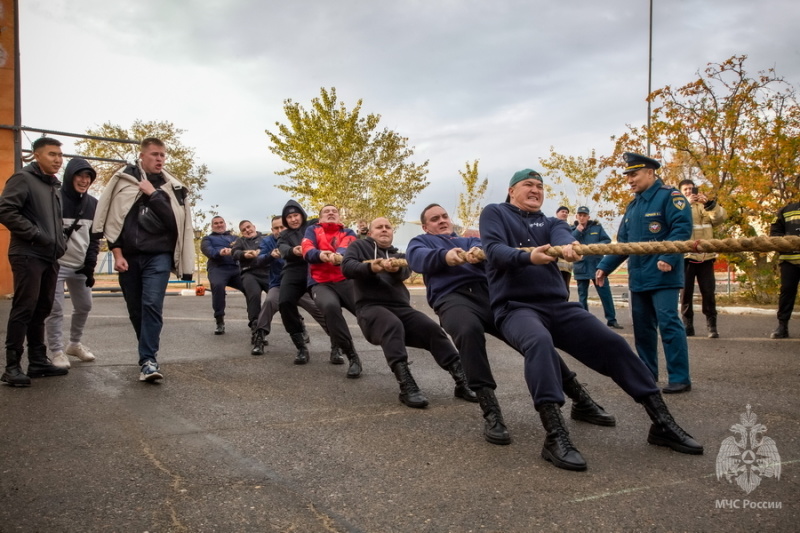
[622,152,661,174]
[596,151,694,394]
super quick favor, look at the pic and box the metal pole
[646,0,653,157]
[13,0,21,169]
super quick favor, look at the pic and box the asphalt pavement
[0,287,797,532]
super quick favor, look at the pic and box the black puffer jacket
[0,162,67,260]
[277,199,310,283]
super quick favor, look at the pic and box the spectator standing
[45,157,102,368]
[571,206,622,329]
[554,205,572,298]
[0,138,69,386]
[677,180,727,338]
[769,200,800,339]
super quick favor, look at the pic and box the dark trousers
[311,280,357,351]
[435,284,500,390]
[681,258,717,321]
[357,304,459,369]
[576,278,617,323]
[778,261,800,322]
[279,271,308,335]
[241,270,270,329]
[560,271,571,301]
[5,255,59,354]
[118,253,172,366]
[499,301,658,409]
[207,265,244,319]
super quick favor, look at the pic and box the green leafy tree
[455,160,487,234]
[597,55,800,300]
[266,87,429,225]
[75,119,210,204]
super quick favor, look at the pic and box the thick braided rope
[355,235,800,266]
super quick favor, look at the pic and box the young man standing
[0,138,69,386]
[45,157,102,368]
[93,138,195,382]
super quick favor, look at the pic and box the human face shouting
[319,205,340,224]
[140,144,166,174]
[508,179,544,212]
[422,205,453,235]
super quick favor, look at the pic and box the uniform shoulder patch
[672,197,686,210]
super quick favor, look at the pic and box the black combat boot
[563,376,616,426]
[391,361,428,408]
[1,349,31,387]
[538,403,587,471]
[344,348,362,379]
[27,348,69,378]
[707,316,719,338]
[770,320,789,339]
[329,343,344,365]
[639,393,704,454]
[683,317,695,337]
[476,388,511,445]
[214,317,225,335]
[447,360,478,402]
[251,329,266,356]
[290,332,310,365]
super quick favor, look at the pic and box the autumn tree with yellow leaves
[266,87,429,226]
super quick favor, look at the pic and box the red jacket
[301,222,357,284]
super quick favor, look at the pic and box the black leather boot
[251,329,266,356]
[391,361,428,408]
[214,317,225,335]
[447,360,478,402]
[683,317,694,337]
[344,348,362,378]
[27,348,69,378]
[476,388,511,445]
[290,332,309,365]
[707,316,719,338]
[1,349,31,387]
[771,320,789,339]
[640,393,703,454]
[329,343,345,365]
[563,376,616,426]
[538,403,587,471]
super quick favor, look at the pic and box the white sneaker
[65,342,96,362]
[51,351,71,369]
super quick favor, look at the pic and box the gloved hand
[76,266,96,288]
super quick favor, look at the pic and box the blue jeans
[630,288,690,385]
[576,278,617,323]
[118,253,172,366]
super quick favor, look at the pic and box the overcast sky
[16,0,800,230]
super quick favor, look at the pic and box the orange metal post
[0,0,19,295]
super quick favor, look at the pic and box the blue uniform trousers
[630,288,690,385]
[207,265,244,320]
[576,279,617,323]
[498,301,658,409]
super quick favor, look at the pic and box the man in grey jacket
[0,137,69,386]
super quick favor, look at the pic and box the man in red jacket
[301,205,362,377]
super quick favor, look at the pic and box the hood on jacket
[281,199,308,229]
[63,157,97,202]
